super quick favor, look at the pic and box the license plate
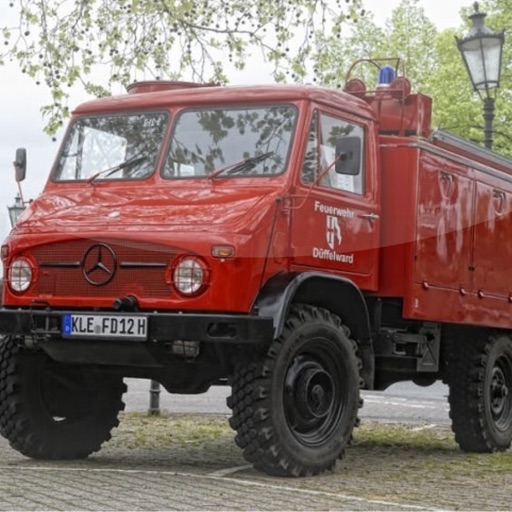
[62,314,148,340]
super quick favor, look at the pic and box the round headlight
[8,257,33,292]
[173,257,207,296]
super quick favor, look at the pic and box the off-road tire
[0,336,126,459]
[447,333,512,452]
[227,304,361,477]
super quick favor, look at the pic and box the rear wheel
[447,333,512,452]
[0,336,126,459]
[228,304,361,477]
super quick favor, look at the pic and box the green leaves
[1,0,363,135]
[310,0,512,157]
[4,0,511,157]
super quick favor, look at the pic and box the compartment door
[472,183,512,298]
[414,163,474,290]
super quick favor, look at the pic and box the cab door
[289,110,380,291]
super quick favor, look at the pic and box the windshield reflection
[54,112,169,182]
[162,105,297,179]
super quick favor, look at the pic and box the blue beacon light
[378,65,395,87]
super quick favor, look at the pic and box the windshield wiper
[208,151,274,180]
[86,154,148,184]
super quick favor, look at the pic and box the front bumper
[0,308,274,345]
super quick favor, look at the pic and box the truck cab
[3,83,380,311]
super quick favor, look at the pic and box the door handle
[360,213,380,221]
[493,189,506,214]
[440,171,454,198]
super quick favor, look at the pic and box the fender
[253,271,374,388]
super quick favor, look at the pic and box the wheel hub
[295,367,333,420]
[284,353,341,439]
[490,366,509,415]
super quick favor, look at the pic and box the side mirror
[335,137,361,176]
[14,148,27,183]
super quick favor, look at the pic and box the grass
[111,412,231,450]
[354,421,512,470]
[111,412,512,475]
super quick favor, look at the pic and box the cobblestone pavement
[0,419,442,512]
[0,448,435,511]
[0,461,434,511]
[1,411,510,511]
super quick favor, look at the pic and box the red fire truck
[0,59,511,477]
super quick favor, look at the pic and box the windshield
[162,105,297,179]
[53,112,169,182]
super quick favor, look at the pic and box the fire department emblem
[326,215,342,250]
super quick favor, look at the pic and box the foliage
[3,0,512,156]
[1,0,364,135]
[312,0,438,92]
[479,0,512,151]
[311,0,512,156]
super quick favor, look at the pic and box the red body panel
[4,79,512,332]
[3,180,286,312]
[377,136,512,329]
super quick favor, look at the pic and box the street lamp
[456,1,505,150]
[7,194,25,228]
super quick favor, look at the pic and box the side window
[301,111,364,195]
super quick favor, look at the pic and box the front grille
[32,238,179,298]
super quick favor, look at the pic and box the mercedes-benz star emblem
[81,243,117,286]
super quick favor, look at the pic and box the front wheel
[448,333,512,452]
[0,336,126,459]
[228,304,361,477]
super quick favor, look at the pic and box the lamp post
[7,194,25,228]
[456,1,505,150]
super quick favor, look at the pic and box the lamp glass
[7,196,24,227]
[459,34,504,91]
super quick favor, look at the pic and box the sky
[0,0,472,256]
